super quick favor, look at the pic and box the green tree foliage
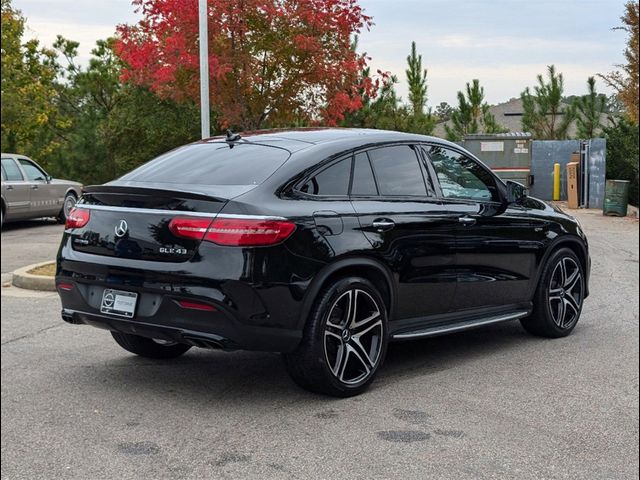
[521,65,575,139]
[344,74,406,130]
[599,1,639,123]
[1,0,63,158]
[44,36,123,183]
[0,0,201,186]
[434,102,454,121]
[406,41,427,117]
[445,79,506,141]
[573,77,607,139]
[404,42,436,134]
[343,41,435,135]
[102,86,201,176]
[603,116,639,206]
[49,38,202,185]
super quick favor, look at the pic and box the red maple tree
[116,0,377,130]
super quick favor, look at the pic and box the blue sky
[14,0,627,106]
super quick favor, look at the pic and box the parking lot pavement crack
[1,323,62,346]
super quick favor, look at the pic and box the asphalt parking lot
[1,209,638,480]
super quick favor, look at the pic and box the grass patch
[27,263,56,277]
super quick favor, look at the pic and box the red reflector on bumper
[177,300,217,312]
[56,282,74,291]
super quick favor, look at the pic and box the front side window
[299,157,351,196]
[367,146,427,196]
[2,158,25,181]
[18,159,47,182]
[426,146,499,202]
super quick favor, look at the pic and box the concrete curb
[12,261,56,292]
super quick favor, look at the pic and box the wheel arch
[536,235,590,297]
[64,187,80,199]
[298,256,396,330]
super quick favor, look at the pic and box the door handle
[458,216,477,226]
[31,185,39,190]
[372,219,395,232]
[6,185,13,190]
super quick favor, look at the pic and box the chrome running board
[391,310,530,340]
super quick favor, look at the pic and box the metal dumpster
[461,132,533,187]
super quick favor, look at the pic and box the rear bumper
[55,266,304,353]
[55,233,322,352]
[61,307,301,352]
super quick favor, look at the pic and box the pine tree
[521,65,575,139]
[445,79,506,141]
[573,76,607,139]
[405,41,427,117]
[403,41,436,134]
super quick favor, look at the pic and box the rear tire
[57,193,77,224]
[111,332,191,359]
[521,248,585,338]
[284,277,388,397]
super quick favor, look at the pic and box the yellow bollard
[553,163,561,201]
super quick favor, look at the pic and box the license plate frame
[100,289,138,318]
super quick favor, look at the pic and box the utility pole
[198,0,210,139]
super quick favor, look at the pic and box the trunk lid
[69,186,228,262]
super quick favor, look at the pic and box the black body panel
[56,128,590,352]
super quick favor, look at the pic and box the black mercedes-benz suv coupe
[56,128,590,396]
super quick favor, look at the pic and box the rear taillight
[65,208,90,229]
[205,218,296,246]
[169,217,296,246]
[168,218,212,240]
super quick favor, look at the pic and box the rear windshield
[119,143,290,186]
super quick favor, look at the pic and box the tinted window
[120,143,290,186]
[2,158,24,181]
[351,152,378,196]
[427,146,498,201]
[368,146,427,196]
[18,159,47,181]
[300,157,351,196]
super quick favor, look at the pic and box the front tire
[284,277,388,397]
[521,248,585,338]
[111,332,191,359]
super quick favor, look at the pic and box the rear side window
[351,152,378,196]
[1,158,24,181]
[368,146,427,196]
[299,157,351,196]
[119,143,290,186]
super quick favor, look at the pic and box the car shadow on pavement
[380,321,533,382]
[69,321,537,405]
[1,218,59,232]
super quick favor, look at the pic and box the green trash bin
[603,180,630,216]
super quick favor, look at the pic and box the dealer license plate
[100,289,138,318]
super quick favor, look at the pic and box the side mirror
[505,180,528,204]
[46,175,53,183]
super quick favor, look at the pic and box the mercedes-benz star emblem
[114,220,129,238]
[103,292,115,307]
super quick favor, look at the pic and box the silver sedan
[1,153,82,226]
